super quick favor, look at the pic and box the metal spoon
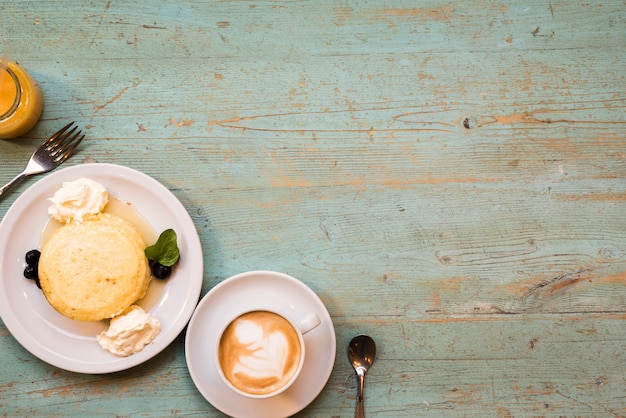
[348,334,376,418]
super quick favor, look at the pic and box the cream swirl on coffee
[232,319,290,378]
[218,311,302,396]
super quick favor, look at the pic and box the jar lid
[0,66,21,119]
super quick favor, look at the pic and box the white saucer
[185,271,336,418]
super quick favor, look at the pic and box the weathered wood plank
[2,315,625,416]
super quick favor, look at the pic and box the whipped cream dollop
[232,320,290,380]
[48,177,109,223]
[97,305,161,357]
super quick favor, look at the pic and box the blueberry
[151,262,171,279]
[24,265,39,280]
[25,249,41,266]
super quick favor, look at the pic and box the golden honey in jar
[0,61,44,139]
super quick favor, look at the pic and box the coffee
[218,310,303,396]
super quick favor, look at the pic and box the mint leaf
[145,229,180,266]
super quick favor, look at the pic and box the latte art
[218,311,302,396]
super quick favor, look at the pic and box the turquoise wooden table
[1,1,625,416]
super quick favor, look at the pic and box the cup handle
[297,312,321,335]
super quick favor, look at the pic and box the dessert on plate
[38,212,152,322]
[28,177,177,356]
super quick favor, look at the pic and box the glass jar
[0,61,44,139]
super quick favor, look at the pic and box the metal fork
[0,122,85,197]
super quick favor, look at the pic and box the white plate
[0,163,203,374]
[186,271,336,418]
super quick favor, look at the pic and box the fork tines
[45,122,85,162]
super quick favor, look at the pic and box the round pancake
[39,213,151,321]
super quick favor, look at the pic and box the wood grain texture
[1,0,625,416]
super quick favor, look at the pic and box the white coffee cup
[215,306,321,399]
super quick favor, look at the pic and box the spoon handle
[355,398,364,418]
[355,370,365,418]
